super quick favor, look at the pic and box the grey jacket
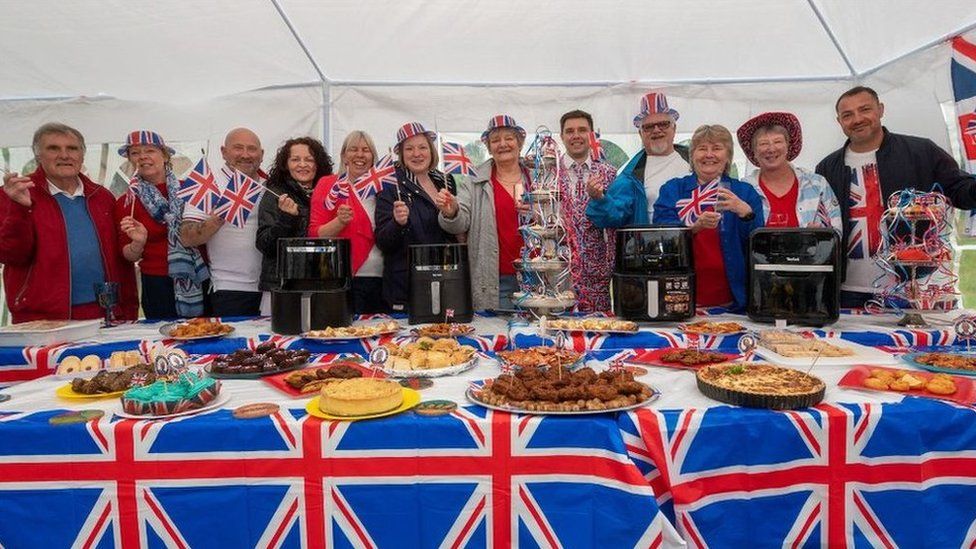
[438,160,508,311]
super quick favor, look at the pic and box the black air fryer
[408,243,473,324]
[612,226,695,321]
[747,228,840,326]
[271,238,352,334]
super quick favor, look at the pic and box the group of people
[3,85,976,323]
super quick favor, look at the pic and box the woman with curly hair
[255,137,334,299]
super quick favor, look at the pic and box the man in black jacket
[816,86,976,307]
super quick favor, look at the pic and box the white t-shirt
[184,166,265,293]
[643,150,690,216]
[842,148,884,293]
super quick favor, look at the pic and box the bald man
[180,128,267,316]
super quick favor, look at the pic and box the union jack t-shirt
[843,148,885,293]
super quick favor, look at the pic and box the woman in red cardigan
[308,131,388,313]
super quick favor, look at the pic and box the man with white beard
[586,91,689,227]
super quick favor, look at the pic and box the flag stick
[129,167,139,217]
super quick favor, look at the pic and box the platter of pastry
[543,318,638,334]
[755,330,898,367]
[680,321,745,336]
[0,319,101,346]
[412,323,475,338]
[263,360,379,397]
[900,352,976,377]
[377,338,478,377]
[466,366,658,415]
[159,318,234,340]
[56,363,158,399]
[696,362,825,410]
[495,347,583,371]
[303,321,401,341]
[838,365,975,405]
[625,348,741,371]
[305,378,421,420]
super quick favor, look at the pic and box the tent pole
[805,0,857,77]
[325,74,853,88]
[322,82,331,152]
[268,0,327,82]
[858,20,976,78]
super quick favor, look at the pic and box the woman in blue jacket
[374,122,458,311]
[653,124,764,311]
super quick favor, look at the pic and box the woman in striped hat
[115,130,210,318]
[374,122,459,311]
[438,114,530,311]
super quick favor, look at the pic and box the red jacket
[0,167,138,323]
[308,174,376,274]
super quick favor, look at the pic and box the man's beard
[647,140,671,155]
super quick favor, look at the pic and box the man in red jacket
[0,123,138,323]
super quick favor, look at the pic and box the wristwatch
[738,210,755,222]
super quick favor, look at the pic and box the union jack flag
[847,164,883,259]
[621,399,976,547]
[814,197,832,228]
[950,33,976,234]
[441,141,475,176]
[323,174,350,210]
[213,169,264,228]
[675,180,719,225]
[177,158,223,214]
[589,131,607,163]
[352,154,396,201]
[0,406,679,547]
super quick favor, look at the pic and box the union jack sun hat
[633,91,680,128]
[395,122,437,148]
[480,114,526,144]
[118,130,175,156]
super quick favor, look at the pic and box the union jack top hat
[118,130,175,156]
[633,91,680,128]
[480,114,526,144]
[395,122,437,149]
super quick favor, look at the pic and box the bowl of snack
[379,337,478,377]
[160,318,234,340]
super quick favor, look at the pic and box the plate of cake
[56,364,158,399]
[755,330,897,367]
[116,373,226,419]
[305,378,421,420]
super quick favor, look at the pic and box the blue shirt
[53,193,106,305]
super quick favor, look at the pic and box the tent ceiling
[2,0,976,103]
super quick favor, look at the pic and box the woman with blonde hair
[308,130,389,313]
[653,124,764,311]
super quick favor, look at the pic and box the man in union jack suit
[557,109,618,313]
[816,86,976,308]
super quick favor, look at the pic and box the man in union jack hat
[586,91,690,228]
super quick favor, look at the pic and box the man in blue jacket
[816,86,976,307]
[586,91,690,227]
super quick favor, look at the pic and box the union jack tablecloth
[0,405,680,548]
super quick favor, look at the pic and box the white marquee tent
[2,0,976,172]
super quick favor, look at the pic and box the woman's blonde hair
[338,131,379,175]
[690,124,734,175]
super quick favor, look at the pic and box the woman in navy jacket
[374,123,458,311]
[653,125,764,311]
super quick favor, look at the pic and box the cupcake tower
[871,189,958,326]
[512,128,576,316]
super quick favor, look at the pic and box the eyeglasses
[641,121,673,132]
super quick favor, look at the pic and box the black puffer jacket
[255,179,312,291]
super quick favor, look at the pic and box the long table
[0,312,974,547]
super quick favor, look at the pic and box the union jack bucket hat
[633,92,680,128]
[118,130,175,156]
[395,122,437,149]
[480,114,526,144]
[736,111,802,167]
